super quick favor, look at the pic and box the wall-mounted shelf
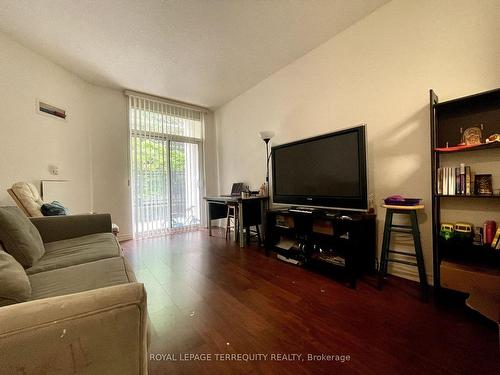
[37,100,67,121]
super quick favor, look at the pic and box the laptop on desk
[220,182,245,197]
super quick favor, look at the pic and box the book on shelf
[447,168,455,195]
[445,167,450,195]
[465,166,471,195]
[443,167,447,195]
[491,227,500,249]
[437,168,443,195]
[460,163,465,195]
[437,164,474,196]
[450,167,455,195]
[448,168,455,195]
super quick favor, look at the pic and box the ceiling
[0,0,389,108]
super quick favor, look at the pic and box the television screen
[271,125,367,210]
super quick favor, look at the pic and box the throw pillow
[10,182,44,217]
[0,250,32,306]
[0,206,45,267]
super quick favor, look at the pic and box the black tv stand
[265,208,376,288]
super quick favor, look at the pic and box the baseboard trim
[117,233,133,242]
[388,263,434,286]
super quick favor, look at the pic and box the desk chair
[245,223,262,246]
[225,203,239,241]
[225,202,261,246]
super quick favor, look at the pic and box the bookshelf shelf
[442,259,500,278]
[430,88,500,295]
[435,194,500,199]
[434,87,500,109]
[439,238,500,263]
[440,259,500,298]
[434,141,500,154]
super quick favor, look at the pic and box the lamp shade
[259,130,275,141]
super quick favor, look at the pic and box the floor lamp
[259,131,275,195]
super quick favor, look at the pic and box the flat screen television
[271,125,367,210]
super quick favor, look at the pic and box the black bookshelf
[430,88,500,293]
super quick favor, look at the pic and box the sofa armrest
[0,283,148,375]
[30,214,112,243]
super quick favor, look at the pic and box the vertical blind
[128,94,205,237]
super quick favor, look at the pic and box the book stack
[491,228,500,250]
[437,164,473,196]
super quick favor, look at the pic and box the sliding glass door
[170,141,201,229]
[129,95,204,237]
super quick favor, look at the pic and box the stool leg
[255,225,262,246]
[225,207,231,240]
[378,209,393,289]
[235,217,239,242]
[410,211,428,300]
[232,207,238,243]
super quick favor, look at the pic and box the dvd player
[289,207,316,214]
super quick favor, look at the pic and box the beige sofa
[0,208,148,374]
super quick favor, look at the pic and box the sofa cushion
[0,283,148,375]
[28,257,135,300]
[0,206,45,267]
[0,251,32,306]
[26,233,121,275]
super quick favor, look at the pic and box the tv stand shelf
[265,208,376,288]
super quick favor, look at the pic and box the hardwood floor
[121,229,500,375]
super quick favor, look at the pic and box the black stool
[245,225,262,246]
[378,204,428,300]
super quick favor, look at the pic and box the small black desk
[204,196,268,247]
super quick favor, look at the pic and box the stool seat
[378,205,428,300]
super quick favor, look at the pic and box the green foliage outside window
[131,138,185,172]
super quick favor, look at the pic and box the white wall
[215,0,500,282]
[0,30,218,240]
[86,85,132,238]
[0,31,93,213]
[204,112,220,196]
[0,31,132,234]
